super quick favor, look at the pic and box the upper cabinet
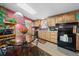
[56,12,76,24]
[33,10,78,27]
[33,20,41,27]
[62,13,76,23]
[56,15,63,24]
[47,11,76,26]
[47,17,56,26]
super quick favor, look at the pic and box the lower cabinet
[76,34,79,51]
[51,36,57,43]
[38,31,57,44]
[46,32,51,41]
[63,13,76,23]
[50,32,57,43]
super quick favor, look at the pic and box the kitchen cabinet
[41,31,45,39]
[47,18,51,26]
[38,31,42,39]
[38,31,57,44]
[47,17,56,26]
[63,13,76,23]
[43,31,47,39]
[50,31,57,43]
[56,13,76,24]
[34,20,41,27]
[39,31,45,39]
[50,17,56,26]
[56,15,63,24]
[76,34,79,51]
[46,32,51,41]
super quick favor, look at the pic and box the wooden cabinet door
[63,14,69,23]
[68,13,76,22]
[41,32,43,39]
[76,34,79,51]
[46,32,51,41]
[51,38,57,43]
[56,16,63,24]
[63,13,76,23]
[50,32,57,43]
[47,18,51,26]
[42,31,46,39]
[47,17,56,26]
[44,31,47,40]
[50,17,56,26]
[34,20,41,27]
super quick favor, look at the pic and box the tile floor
[32,40,79,56]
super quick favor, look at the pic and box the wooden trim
[48,9,79,18]
[0,34,15,38]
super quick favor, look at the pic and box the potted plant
[0,9,6,25]
[8,18,17,24]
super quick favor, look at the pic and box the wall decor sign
[25,20,31,29]
[76,13,79,21]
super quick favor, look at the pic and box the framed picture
[41,20,48,29]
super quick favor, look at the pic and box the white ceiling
[0,3,79,20]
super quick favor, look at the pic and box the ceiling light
[16,3,37,15]
[14,12,23,17]
[41,18,45,19]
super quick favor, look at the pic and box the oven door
[58,29,76,51]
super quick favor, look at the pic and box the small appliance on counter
[49,26,58,31]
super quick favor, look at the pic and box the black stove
[56,22,78,52]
